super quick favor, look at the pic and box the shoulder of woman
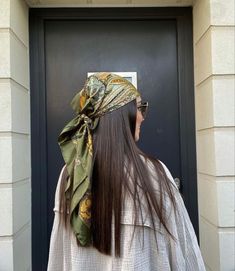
[57,164,67,188]
[140,155,179,190]
[53,164,67,212]
[158,160,179,190]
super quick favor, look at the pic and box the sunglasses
[137,101,149,119]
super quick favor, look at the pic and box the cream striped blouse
[47,159,206,271]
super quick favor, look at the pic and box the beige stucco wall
[0,0,31,270]
[0,0,234,270]
[193,1,235,270]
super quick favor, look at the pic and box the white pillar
[193,0,235,270]
[0,0,31,270]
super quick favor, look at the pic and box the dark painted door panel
[29,8,196,270]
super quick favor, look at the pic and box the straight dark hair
[58,99,179,257]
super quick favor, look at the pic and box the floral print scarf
[57,72,140,246]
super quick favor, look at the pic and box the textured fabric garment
[57,72,140,246]
[47,159,206,271]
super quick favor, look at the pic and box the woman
[47,72,206,270]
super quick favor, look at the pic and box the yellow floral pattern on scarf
[79,192,92,224]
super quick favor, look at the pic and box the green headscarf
[57,72,140,246]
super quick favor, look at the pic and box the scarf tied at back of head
[57,72,140,246]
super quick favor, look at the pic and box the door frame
[29,7,196,270]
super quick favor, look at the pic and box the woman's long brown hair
[58,99,179,257]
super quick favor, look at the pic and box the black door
[30,7,196,270]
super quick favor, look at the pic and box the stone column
[0,0,31,270]
[193,0,235,270]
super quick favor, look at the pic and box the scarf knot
[80,113,91,123]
